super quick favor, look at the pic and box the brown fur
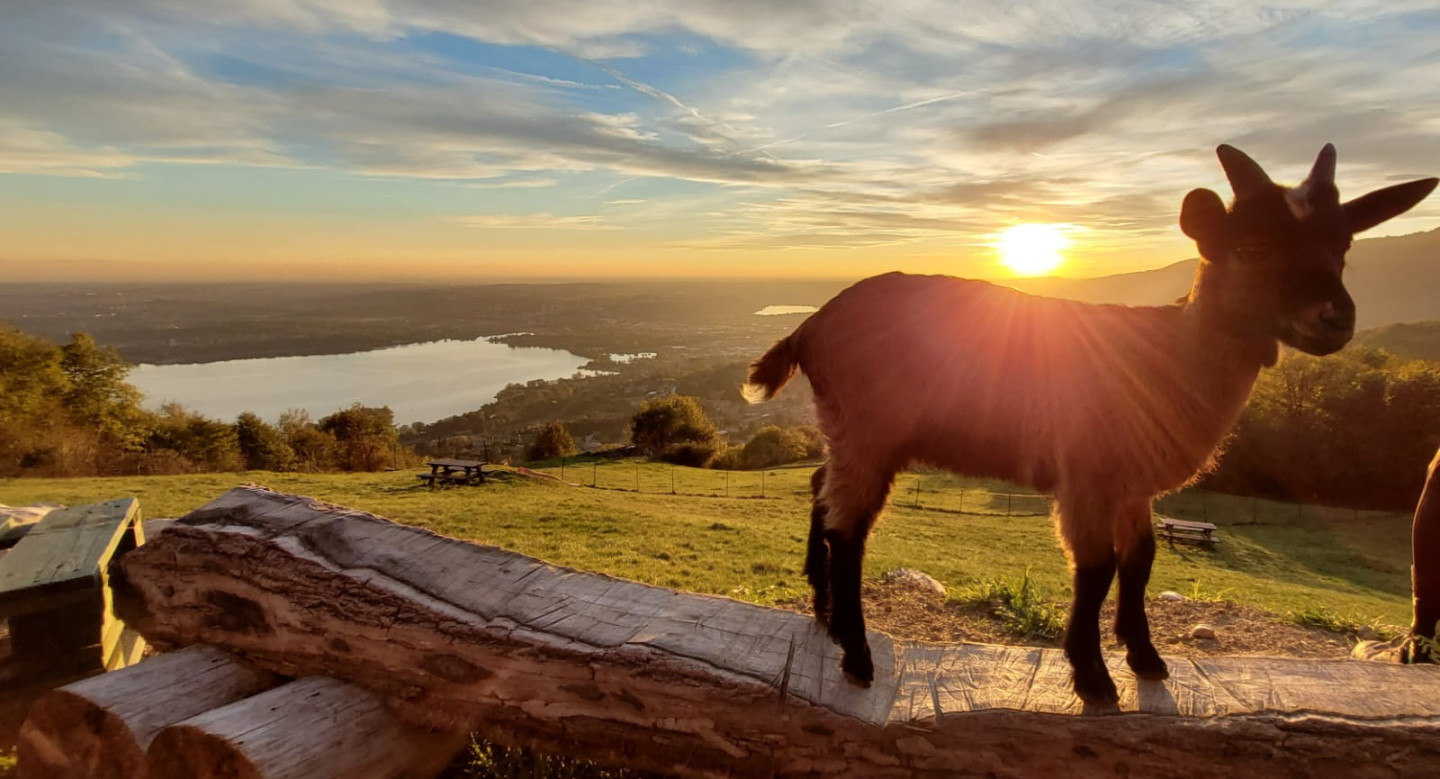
[745,144,1437,702]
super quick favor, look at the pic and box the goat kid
[745,144,1436,704]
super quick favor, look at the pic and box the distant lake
[754,305,819,316]
[130,338,589,426]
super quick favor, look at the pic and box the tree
[528,422,576,461]
[629,395,719,456]
[0,327,69,475]
[147,403,243,473]
[319,404,399,471]
[235,412,297,471]
[60,332,149,453]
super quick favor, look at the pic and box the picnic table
[0,498,148,681]
[418,459,487,488]
[1155,516,1219,549]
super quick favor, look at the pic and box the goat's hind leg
[1056,492,1120,705]
[804,465,831,626]
[1114,501,1168,680]
[820,463,893,687]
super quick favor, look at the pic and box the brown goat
[745,144,1436,704]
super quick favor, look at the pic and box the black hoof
[841,646,874,687]
[1073,666,1119,705]
[1126,646,1169,680]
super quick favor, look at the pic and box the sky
[2,1,1438,282]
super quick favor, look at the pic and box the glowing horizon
[1,3,1437,283]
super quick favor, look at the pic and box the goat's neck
[1183,263,1281,370]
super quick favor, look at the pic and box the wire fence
[530,460,1056,516]
[524,458,1412,526]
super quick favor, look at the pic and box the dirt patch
[779,579,1356,659]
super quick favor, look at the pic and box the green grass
[956,569,1066,640]
[0,458,1416,625]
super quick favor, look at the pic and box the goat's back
[778,272,1252,492]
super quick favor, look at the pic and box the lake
[129,338,590,426]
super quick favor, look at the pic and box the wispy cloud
[447,213,617,230]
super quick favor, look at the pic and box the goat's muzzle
[1282,300,1355,356]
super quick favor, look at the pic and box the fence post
[1006,492,1013,519]
[593,461,598,488]
[635,464,640,493]
[725,470,730,498]
[561,457,565,481]
[672,467,676,495]
[914,477,921,509]
[761,470,766,499]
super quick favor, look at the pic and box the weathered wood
[18,645,276,779]
[145,676,467,779]
[0,498,140,617]
[2,498,148,679]
[114,486,1440,778]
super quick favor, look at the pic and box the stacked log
[19,646,466,779]
[98,486,1440,778]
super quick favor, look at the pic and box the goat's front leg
[1114,501,1167,680]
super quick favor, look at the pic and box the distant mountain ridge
[1009,227,1440,330]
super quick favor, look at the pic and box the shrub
[741,425,810,469]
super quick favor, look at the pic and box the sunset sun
[996,223,1071,276]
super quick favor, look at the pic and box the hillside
[1354,321,1440,362]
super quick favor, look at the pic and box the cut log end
[17,645,277,779]
[17,690,145,779]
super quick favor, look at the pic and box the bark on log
[18,645,275,779]
[145,676,467,779]
[113,486,1440,778]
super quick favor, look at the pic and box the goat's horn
[1306,143,1337,187]
[1216,144,1273,198]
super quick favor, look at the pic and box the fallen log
[146,676,467,779]
[113,486,1440,778]
[18,645,276,779]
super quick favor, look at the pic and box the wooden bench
[0,498,148,684]
[1156,516,1219,549]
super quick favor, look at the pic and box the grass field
[0,457,1416,627]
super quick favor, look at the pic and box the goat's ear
[1344,178,1439,234]
[1180,188,1228,244]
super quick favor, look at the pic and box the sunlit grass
[0,459,1414,624]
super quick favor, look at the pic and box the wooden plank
[1159,518,1217,531]
[111,486,1440,779]
[145,677,467,779]
[0,498,139,616]
[19,645,277,779]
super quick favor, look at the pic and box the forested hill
[1354,321,1440,362]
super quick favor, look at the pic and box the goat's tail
[742,334,800,404]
